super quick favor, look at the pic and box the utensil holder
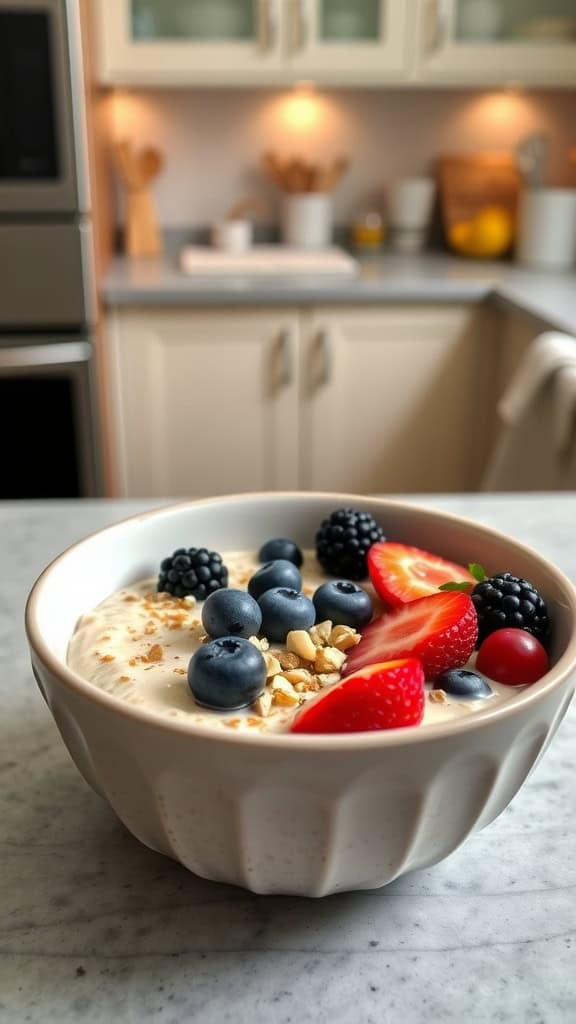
[282,194,332,248]
[517,188,576,270]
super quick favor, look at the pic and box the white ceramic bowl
[26,494,576,897]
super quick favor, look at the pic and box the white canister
[517,188,576,271]
[282,194,332,248]
[387,177,436,253]
[211,219,253,252]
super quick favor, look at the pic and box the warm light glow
[254,85,349,152]
[282,92,321,130]
[110,88,162,139]
[466,90,533,126]
[275,82,322,131]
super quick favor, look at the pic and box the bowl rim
[25,491,576,752]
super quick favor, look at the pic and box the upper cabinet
[283,1,409,81]
[97,0,283,84]
[96,0,410,85]
[96,0,576,85]
[417,0,576,84]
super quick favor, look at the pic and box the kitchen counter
[102,252,576,335]
[2,494,576,1023]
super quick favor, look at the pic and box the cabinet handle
[278,327,295,387]
[424,0,449,55]
[259,0,278,52]
[317,328,333,386]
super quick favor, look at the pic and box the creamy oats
[67,548,522,733]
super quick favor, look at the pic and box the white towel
[498,331,576,425]
[555,364,576,455]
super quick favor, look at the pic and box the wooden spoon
[114,139,141,190]
[139,147,164,185]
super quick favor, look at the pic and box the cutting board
[438,152,521,232]
[180,245,358,277]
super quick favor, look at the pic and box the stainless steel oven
[0,336,99,498]
[0,0,89,214]
[0,0,102,497]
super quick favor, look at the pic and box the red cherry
[476,628,549,686]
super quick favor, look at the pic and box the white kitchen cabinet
[96,0,576,85]
[107,307,300,496]
[95,0,410,84]
[283,1,409,82]
[96,0,284,84]
[416,0,576,84]
[299,305,488,493]
[107,303,491,498]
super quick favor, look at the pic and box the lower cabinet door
[108,308,300,497]
[300,305,485,494]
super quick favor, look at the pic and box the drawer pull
[278,327,295,387]
[318,328,333,386]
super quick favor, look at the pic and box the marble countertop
[102,252,576,336]
[2,495,576,1023]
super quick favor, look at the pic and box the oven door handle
[0,341,91,369]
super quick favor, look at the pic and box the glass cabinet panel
[454,0,576,44]
[320,0,381,42]
[131,0,256,42]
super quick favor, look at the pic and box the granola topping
[67,547,519,734]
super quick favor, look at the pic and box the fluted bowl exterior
[26,494,576,896]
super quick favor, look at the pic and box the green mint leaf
[438,581,474,592]
[468,562,487,582]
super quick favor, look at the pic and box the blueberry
[247,559,302,601]
[201,588,262,639]
[435,668,493,700]
[258,537,303,568]
[258,587,315,642]
[188,637,266,710]
[313,579,373,630]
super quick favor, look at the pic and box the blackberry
[158,547,228,600]
[315,507,385,580]
[472,572,549,646]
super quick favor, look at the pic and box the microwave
[0,0,89,214]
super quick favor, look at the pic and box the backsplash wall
[111,88,576,228]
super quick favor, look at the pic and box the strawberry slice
[368,542,475,606]
[344,591,478,681]
[290,659,425,734]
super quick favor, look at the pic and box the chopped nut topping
[273,689,300,708]
[315,646,347,673]
[253,691,273,718]
[172,667,187,676]
[281,668,314,686]
[286,629,317,662]
[145,644,164,663]
[277,650,301,670]
[309,620,333,646]
[429,689,449,704]
[249,635,270,652]
[271,677,300,707]
[293,677,321,693]
[263,652,282,678]
[329,624,361,652]
[316,672,341,687]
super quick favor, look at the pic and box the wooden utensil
[262,151,349,194]
[114,140,164,258]
[312,156,349,192]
